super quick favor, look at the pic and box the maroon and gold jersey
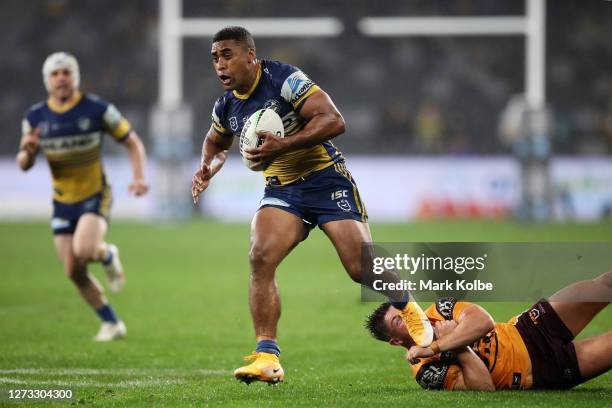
[410,298,532,390]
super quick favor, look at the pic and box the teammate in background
[365,271,612,391]
[17,52,149,341]
[191,26,432,384]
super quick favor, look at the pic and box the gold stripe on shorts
[99,184,112,218]
[334,163,367,222]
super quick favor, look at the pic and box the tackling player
[191,26,433,384]
[17,52,149,341]
[365,271,612,390]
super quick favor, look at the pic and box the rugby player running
[191,26,433,384]
[366,271,612,390]
[17,52,148,341]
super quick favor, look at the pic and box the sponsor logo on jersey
[263,99,281,113]
[436,297,457,320]
[103,104,122,128]
[331,190,349,200]
[281,111,303,136]
[529,308,540,324]
[417,363,449,389]
[259,197,290,207]
[512,372,522,388]
[283,71,316,106]
[40,132,101,154]
[290,79,314,105]
[288,76,304,93]
[51,217,70,230]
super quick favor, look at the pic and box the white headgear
[42,52,80,91]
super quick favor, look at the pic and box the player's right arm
[434,303,495,353]
[411,319,494,391]
[191,126,232,204]
[450,347,495,391]
[407,301,495,363]
[16,127,40,171]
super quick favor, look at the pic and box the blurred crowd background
[2,0,611,157]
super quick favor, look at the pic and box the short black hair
[365,302,392,342]
[213,26,255,50]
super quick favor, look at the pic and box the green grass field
[1,220,611,407]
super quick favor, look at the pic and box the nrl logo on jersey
[229,116,238,131]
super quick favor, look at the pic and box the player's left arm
[244,89,345,162]
[102,102,149,196]
[122,130,149,196]
[407,304,494,363]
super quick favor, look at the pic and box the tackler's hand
[433,320,457,340]
[191,163,212,204]
[243,130,285,163]
[406,345,435,365]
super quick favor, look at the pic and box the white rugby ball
[239,109,284,171]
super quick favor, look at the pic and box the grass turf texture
[0,220,611,407]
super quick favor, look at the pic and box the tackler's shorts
[51,185,112,235]
[515,299,583,390]
[259,162,368,232]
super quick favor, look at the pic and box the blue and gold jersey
[211,59,343,185]
[22,91,131,203]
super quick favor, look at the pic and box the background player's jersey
[411,298,532,390]
[211,59,343,185]
[22,92,131,203]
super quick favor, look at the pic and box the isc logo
[331,190,348,200]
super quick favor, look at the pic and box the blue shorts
[259,162,368,231]
[51,185,112,235]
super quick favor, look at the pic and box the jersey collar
[47,91,82,113]
[233,63,261,100]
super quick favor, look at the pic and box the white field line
[0,368,228,376]
[0,377,184,388]
[0,367,228,388]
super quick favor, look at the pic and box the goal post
[356,0,549,221]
